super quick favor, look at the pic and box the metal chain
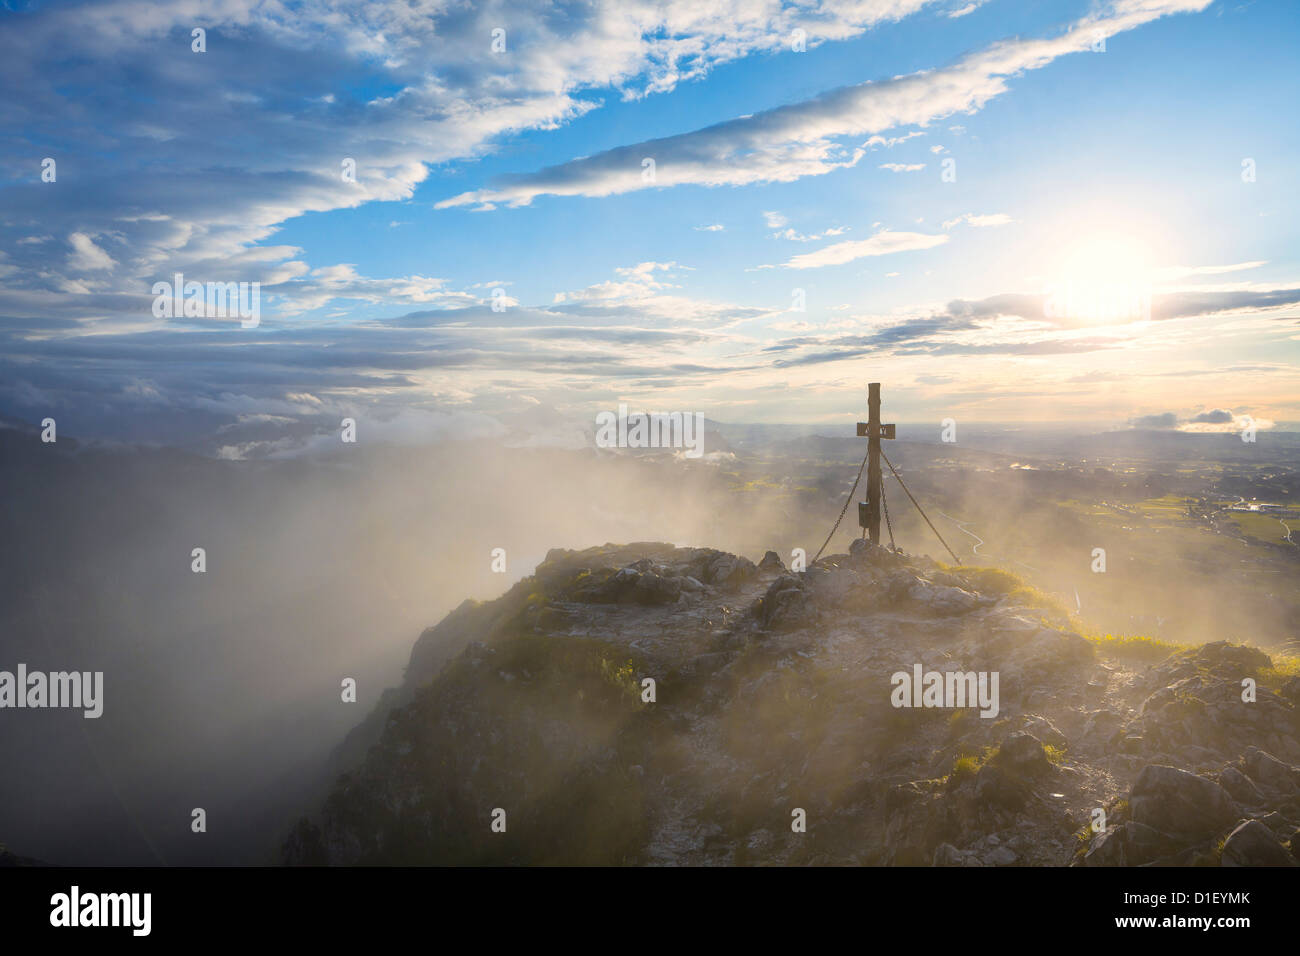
[879,448,962,565]
[812,445,870,564]
[815,443,957,565]
[881,476,896,551]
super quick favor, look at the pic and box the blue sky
[1,0,1297,453]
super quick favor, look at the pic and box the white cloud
[880,163,925,172]
[553,261,681,304]
[864,131,925,148]
[942,212,1014,229]
[772,226,850,242]
[66,233,116,272]
[437,0,1212,210]
[2,0,953,316]
[541,260,770,329]
[269,265,483,315]
[1178,413,1273,434]
[778,230,950,269]
[763,210,850,241]
[1152,260,1268,282]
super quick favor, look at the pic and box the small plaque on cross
[856,422,896,440]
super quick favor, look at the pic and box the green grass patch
[1084,632,1190,661]
[1229,510,1290,544]
[1260,654,1300,692]
[948,745,997,784]
[938,564,1072,617]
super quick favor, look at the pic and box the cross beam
[857,382,895,545]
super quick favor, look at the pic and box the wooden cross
[856,382,895,545]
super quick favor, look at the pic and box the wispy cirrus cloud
[437,0,1213,210]
[864,131,926,148]
[761,210,850,242]
[942,212,1013,229]
[776,229,949,269]
[1151,260,1268,281]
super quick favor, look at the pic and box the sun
[1058,233,1153,285]
[1044,232,1155,324]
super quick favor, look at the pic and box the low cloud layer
[1129,408,1274,433]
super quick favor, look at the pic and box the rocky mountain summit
[284,541,1300,866]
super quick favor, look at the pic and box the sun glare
[1044,232,1155,324]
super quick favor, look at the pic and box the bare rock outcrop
[286,541,1300,867]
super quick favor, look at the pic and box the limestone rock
[1220,819,1296,867]
[1129,765,1238,837]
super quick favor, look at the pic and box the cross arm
[856,422,896,439]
